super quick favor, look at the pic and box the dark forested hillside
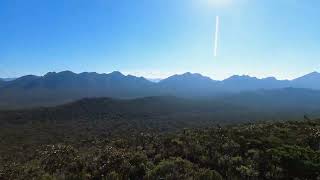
[1,106,319,179]
[0,96,267,156]
[0,96,320,179]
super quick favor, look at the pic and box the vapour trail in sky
[214,16,219,57]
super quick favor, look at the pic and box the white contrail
[214,16,220,57]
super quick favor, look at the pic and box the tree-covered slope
[1,117,319,179]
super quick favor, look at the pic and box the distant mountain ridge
[219,75,290,91]
[0,70,320,109]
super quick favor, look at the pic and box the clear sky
[1,0,319,80]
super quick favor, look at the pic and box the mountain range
[0,70,320,109]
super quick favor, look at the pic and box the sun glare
[207,0,232,7]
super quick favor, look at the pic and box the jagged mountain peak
[262,77,277,81]
[109,71,125,77]
[224,75,258,81]
[44,71,77,78]
[162,72,214,82]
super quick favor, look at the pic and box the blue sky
[1,0,319,80]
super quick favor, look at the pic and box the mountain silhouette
[0,70,320,109]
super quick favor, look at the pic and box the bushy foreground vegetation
[1,118,320,179]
